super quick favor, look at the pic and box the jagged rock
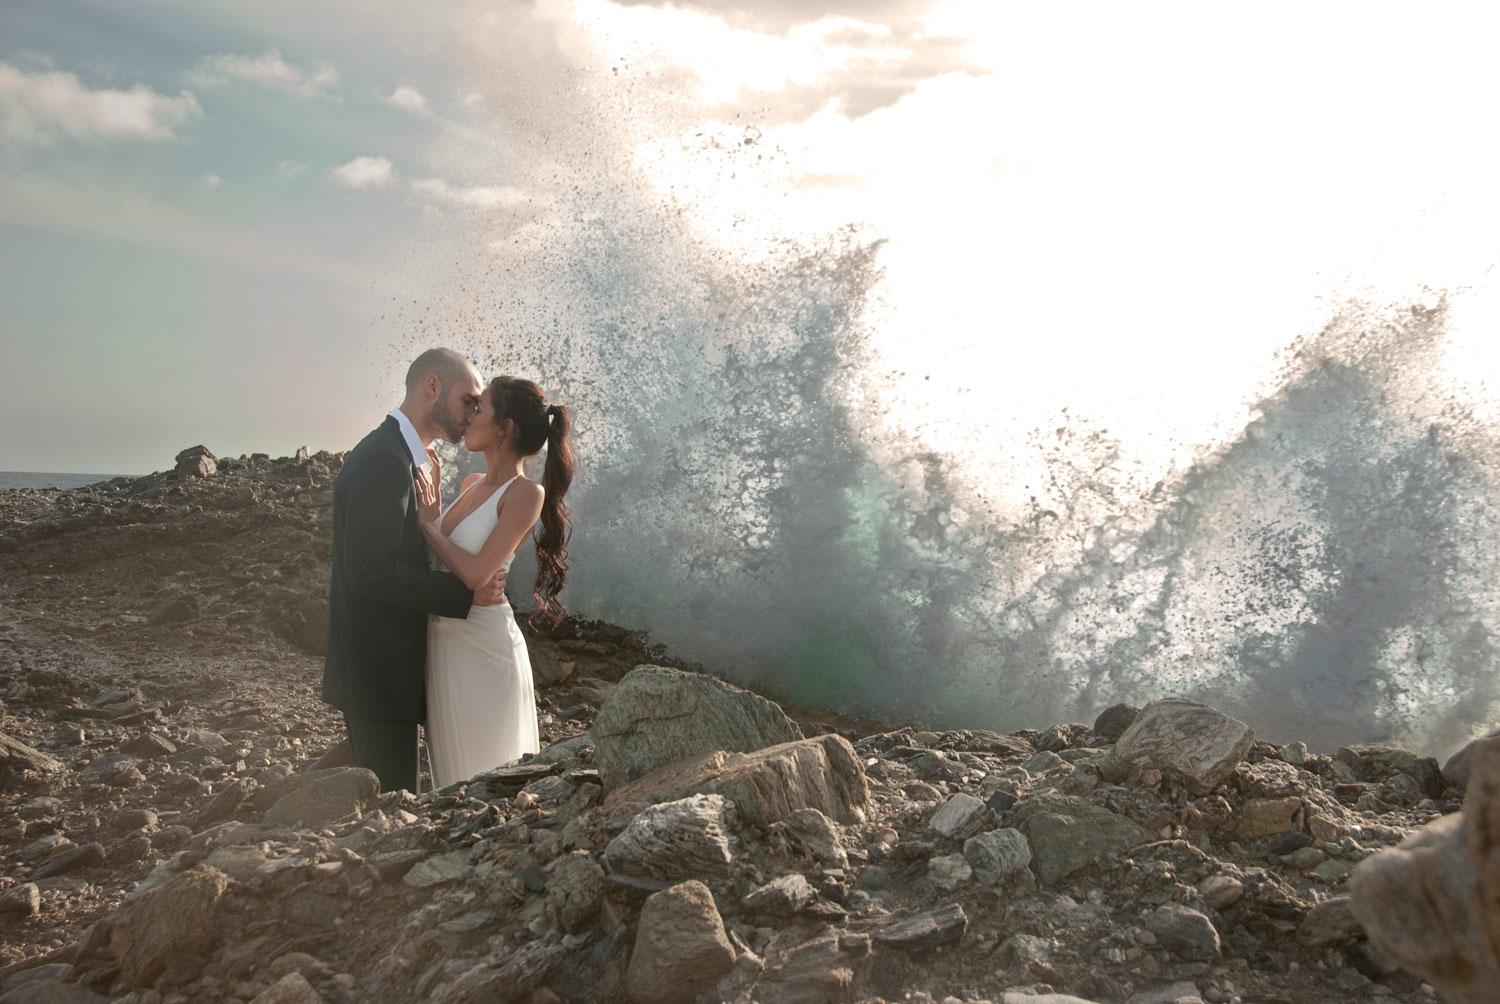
[1350,736,1500,1004]
[32,841,104,879]
[928,793,987,840]
[249,972,326,1004]
[1093,703,1140,740]
[770,807,847,868]
[545,850,605,933]
[0,732,62,775]
[1012,794,1149,883]
[625,880,736,1004]
[1298,895,1363,947]
[0,882,40,916]
[602,794,733,882]
[403,849,471,889]
[1233,796,1301,840]
[963,827,1031,882]
[744,872,816,915]
[121,732,177,759]
[1338,743,1443,796]
[174,445,217,478]
[428,941,570,1004]
[1001,996,1099,1004]
[262,767,378,827]
[108,865,230,987]
[1145,903,1221,960]
[872,903,968,952]
[591,665,803,790]
[1442,731,1500,790]
[1102,699,1253,794]
[603,734,868,828]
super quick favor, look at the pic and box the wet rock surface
[0,450,1484,1002]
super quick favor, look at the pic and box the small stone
[963,828,1032,882]
[1196,875,1244,910]
[744,873,817,915]
[929,794,987,840]
[927,853,973,891]
[248,972,326,1004]
[0,881,40,916]
[1145,903,1221,960]
[33,841,105,879]
[115,808,159,832]
[1281,741,1310,766]
[872,903,969,952]
[1282,846,1327,871]
[1299,896,1363,947]
[122,733,178,759]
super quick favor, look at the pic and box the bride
[417,376,574,789]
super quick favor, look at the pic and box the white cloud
[274,160,307,179]
[386,85,428,113]
[189,48,339,99]
[0,62,200,145]
[201,173,223,190]
[410,177,524,209]
[330,155,397,189]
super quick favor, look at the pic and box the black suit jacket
[322,417,473,722]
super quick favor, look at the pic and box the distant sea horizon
[0,471,133,491]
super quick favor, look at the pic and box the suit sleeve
[342,451,474,619]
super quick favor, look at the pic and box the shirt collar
[388,408,432,470]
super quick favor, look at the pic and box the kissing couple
[321,348,574,794]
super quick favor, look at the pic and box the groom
[323,347,505,793]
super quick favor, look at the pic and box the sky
[1,0,1497,475]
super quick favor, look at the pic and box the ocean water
[0,472,123,491]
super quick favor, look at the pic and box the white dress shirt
[389,408,434,480]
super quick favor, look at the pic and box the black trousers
[343,713,420,794]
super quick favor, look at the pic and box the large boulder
[1442,731,1500,791]
[1012,794,1149,884]
[1102,699,1253,795]
[174,445,217,478]
[262,767,379,827]
[592,665,803,791]
[626,880,736,1004]
[603,734,868,828]
[108,866,230,987]
[1350,737,1500,1004]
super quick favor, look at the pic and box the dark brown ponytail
[488,377,574,625]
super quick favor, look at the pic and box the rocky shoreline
[0,448,1486,1003]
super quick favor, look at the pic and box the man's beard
[429,396,466,443]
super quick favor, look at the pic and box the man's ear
[424,373,442,402]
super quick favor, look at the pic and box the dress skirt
[425,602,541,790]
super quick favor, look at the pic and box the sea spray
[394,106,1500,756]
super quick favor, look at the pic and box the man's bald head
[405,348,473,394]
[401,348,484,445]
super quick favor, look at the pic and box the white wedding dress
[425,475,541,789]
